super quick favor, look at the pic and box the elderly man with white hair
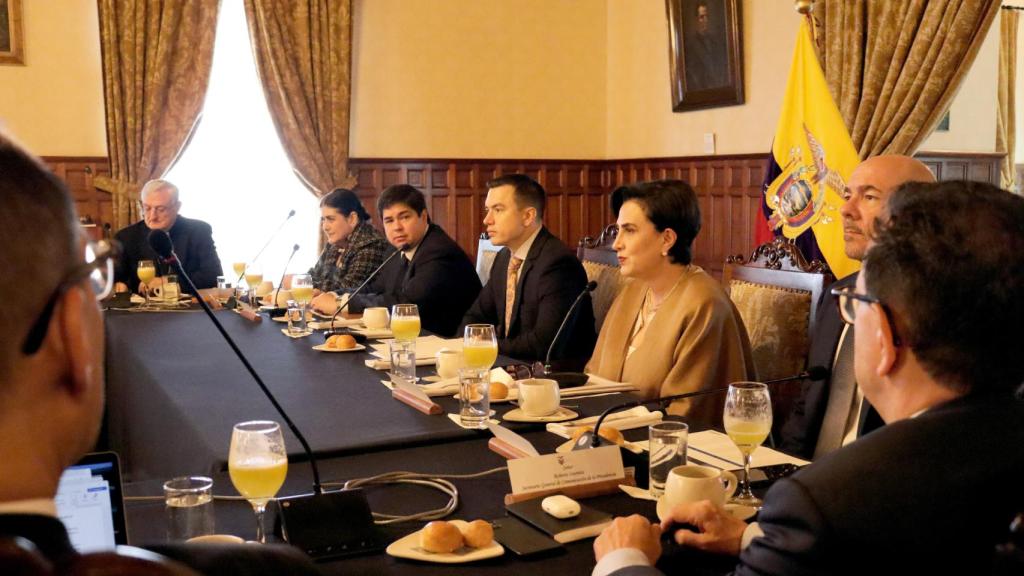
[113,179,223,295]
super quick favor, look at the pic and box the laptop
[54,451,128,552]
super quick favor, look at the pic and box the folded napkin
[365,357,437,370]
[353,327,393,339]
[279,329,312,339]
[546,406,664,439]
[446,412,499,429]
[559,383,638,398]
[369,336,461,359]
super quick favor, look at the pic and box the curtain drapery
[243,0,355,197]
[96,1,219,230]
[814,0,1001,158]
[997,8,1018,192]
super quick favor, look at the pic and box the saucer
[655,495,757,522]
[311,343,367,353]
[502,406,578,423]
[385,520,504,563]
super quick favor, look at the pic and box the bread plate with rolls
[312,334,366,353]
[386,519,503,563]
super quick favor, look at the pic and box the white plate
[502,406,579,423]
[311,343,367,353]
[385,520,504,563]
[655,496,756,522]
[271,314,314,323]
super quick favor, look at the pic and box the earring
[661,252,668,257]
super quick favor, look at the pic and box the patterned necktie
[504,256,523,336]
[814,323,857,459]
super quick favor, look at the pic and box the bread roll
[489,381,509,400]
[459,520,494,548]
[570,425,624,445]
[419,521,463,553]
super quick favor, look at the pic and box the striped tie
[504,257,523,336]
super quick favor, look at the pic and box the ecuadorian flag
[756,19,860,280]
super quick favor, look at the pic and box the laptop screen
[54,452,127,552]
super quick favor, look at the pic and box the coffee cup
[664,465,738,510]
[363,307,390,330]
[517,378,560,417]
[435,348,464,380]
[152,282,180,302]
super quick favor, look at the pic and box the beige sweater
[586,266,756,430]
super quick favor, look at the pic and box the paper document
[370,336,461,360]
[686,430,810,470]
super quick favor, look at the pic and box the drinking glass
[723,382,772,508]
[137,260,156,304]
[163,476,214,541]
[164,274,181,302]
[391,304,421,342]
[463,324,498,370]
[243,265,263,308]
[290,274,314,336]
[648,421,688,497]
[458,367,490,429]
[389,340,417,383]
[228,421,288,543]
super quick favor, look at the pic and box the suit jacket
[460,227,596,369]
[586,266,756,430]
[779,272,883,459]
[348,223,481,337]
[612,393,1024,576]
[0,513,320,575]
[114,216,223,294]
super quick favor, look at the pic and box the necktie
[813,324,857,459]
[504,256,523,336]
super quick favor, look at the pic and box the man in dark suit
[113,179,223,295]
[592,180,1024,575]
[0,133,319,575]
[778,154,934,459]
[460,174,595,369]
[345,184,481,337]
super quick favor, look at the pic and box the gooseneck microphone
[544,281,598,370]
[235,209,296,285]
[329,244,408,328]
[574,366,831,450]
[272,244,301,307]
[148,229,385,558]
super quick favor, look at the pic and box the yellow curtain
[243,0,356,196]
[998,9,1019,192]
[814,0,1001,157]
[97,1,219,230]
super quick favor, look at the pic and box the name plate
[507,445,624,495]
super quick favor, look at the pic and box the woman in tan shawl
[586,180,755,429]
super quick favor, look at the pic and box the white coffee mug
[435,348,464,380]
[152,282,180,302]
[363,307,390,330]
[517,378,560,416]
[664,465,738,510]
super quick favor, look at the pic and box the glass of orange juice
[228,421,288,543]
[137,260,156,304]
[463,324,498,370]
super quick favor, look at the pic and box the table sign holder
[503,471,636,505]
[489,437,534,459]
[503,445,635,505]
[391,388,443,415]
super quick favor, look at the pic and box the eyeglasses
[830,286,902,346]
[21,240,120,355]
[505,361,550,380]
[139,203,174,216]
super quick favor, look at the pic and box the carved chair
[577,224,628,333]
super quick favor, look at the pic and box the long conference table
[104,306,740,575]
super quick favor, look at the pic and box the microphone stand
[543,281,597,372]
[272,244,301,308]
[235,209,296,285]
[329,244,406,328]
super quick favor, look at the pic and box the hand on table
[594,514,662,564]
[114,282,129,293]
[311,292,337,315]
[138,277,166,294]
[660,500,747,556]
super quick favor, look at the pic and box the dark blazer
[778,272,882,459]
[460,227,596,369]
[114,216,223,294]
[0,513,321,575]
[612,393,1024,576]
[348,223,481,337]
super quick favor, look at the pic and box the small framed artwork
[666,0,744,112]
[0,0,24,66]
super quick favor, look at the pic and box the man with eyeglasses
[113,179,223,295]
[0,134,318,573]
[592,179,1024,575]
[778,154,936,460]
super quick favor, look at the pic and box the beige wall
[350,0,607,159]
[0,2,106,156]
[606,0,797,158]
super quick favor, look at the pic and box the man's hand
[138,277,166,294]
[660,501,747,556]
[594,515,662,564]
[311,292,337,315]
[114,282,129,293]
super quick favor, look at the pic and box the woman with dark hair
[586,180,754,429]
[308,188,390,309]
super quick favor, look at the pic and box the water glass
[164,274,181,301]
[459,367,490,429]
[390,339,417,383]
[286,300,307,336]
[163,476,214,542]
[649,421,689,497]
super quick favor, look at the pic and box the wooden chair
[475,233,502,284]
[577,224,628,333]
[723,238,834,435]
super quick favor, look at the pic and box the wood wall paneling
[43,156,112,236]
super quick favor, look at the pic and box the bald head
[840,155,936,261]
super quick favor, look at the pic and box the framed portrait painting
[666,0,744,112]
[0,0,24,66]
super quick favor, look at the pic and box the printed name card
[507,445,625,495]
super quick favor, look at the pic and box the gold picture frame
[666,0,744,112]
[0,0,25,66]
